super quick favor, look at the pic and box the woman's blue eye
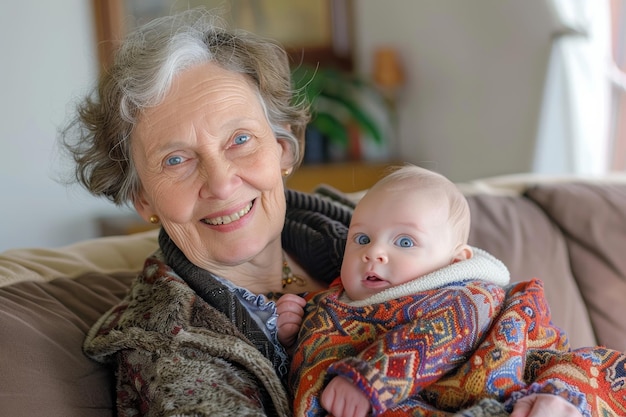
[234,134,250,145]
[355,234,370,245]
[395,237,414,247]
[165,155,183,166]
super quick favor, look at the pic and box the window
[609,0,626,170]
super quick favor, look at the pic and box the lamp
[373,47,405,99]
[372,47,405,161]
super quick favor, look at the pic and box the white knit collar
[343,247,510,307]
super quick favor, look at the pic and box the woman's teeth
[202,202,253,225]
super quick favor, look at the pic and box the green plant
[292,65,391,154]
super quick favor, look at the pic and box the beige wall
[353,0,554,181]
[0,0,132,251]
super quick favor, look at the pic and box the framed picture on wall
[92,0,353,71]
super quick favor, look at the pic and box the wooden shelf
[287,161,397,193]
[97,214,158,237]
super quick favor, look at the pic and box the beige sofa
[1,174,625,416]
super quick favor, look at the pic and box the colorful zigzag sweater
[289,249,626,416]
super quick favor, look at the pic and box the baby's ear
[452,245,473,263]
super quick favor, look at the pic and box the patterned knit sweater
[290,250,626,417]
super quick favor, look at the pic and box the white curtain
[533,0,611,175]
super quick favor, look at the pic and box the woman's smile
[200,200,254,226]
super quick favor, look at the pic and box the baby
[278,165,622,417]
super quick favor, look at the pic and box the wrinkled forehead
[133,63,263,133]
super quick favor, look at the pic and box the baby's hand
[321,376,371,417]
[510,393,582,417]
[275,293,306,348]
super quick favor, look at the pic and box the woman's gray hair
[61,8,309,206]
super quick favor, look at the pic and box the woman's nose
[198,159,240,200]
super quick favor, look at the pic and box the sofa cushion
[525,183,626,352]
[0,229,158,288]
[466,193,597,349]
[0,272,133,416]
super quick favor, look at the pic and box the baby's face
[341,184,458,301]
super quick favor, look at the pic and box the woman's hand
[321,376,371,417]
[510,393,582,417]
[275,293,306,348]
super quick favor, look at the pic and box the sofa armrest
[0,229,159,288]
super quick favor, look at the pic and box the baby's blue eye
[234,134,250,145]
[165,155,183,166]
[395,237,414,247]
[355,234,370,245]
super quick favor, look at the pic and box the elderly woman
[61,9,583,417]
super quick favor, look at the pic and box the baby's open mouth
[201,201,253,225]
[366,274,383,282]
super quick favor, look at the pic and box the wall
[0,1,133,251]
[0,1,555,250]
[353,0,554,181]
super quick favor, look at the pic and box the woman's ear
[132,191,154,223]
[452,245,473,263]
[277,137,296,172]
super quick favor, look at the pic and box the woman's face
[131,62,293,271]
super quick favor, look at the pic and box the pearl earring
[282,168,292,177]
